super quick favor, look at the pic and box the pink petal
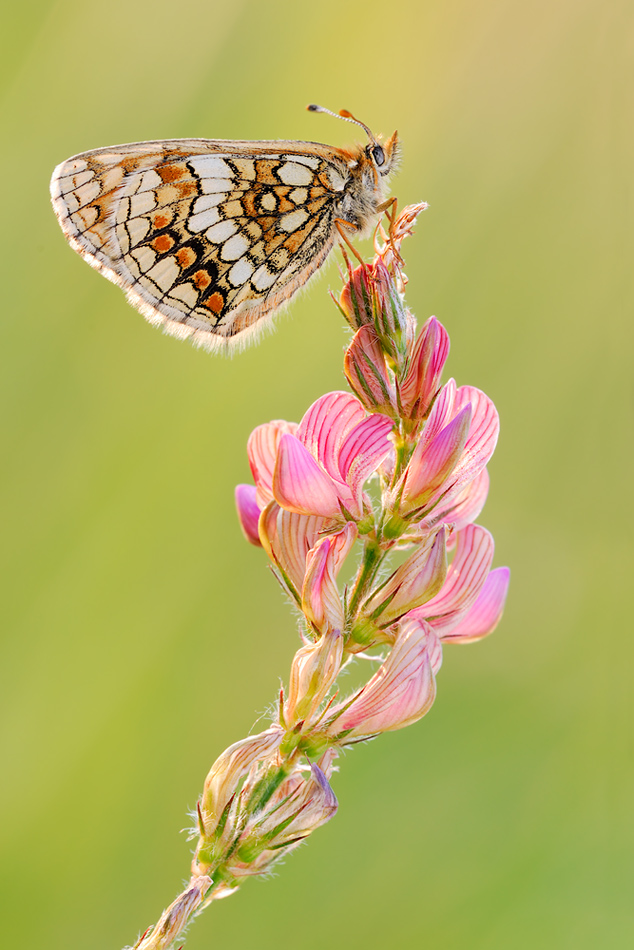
[441,566,510,642]
[399,317,450,420]
[260,504,326,595]
[366,527,448,625]
[297,392,366,482]
[247,420,298,507]
[443,387,499,497]
[402,403,472,509]
[339,413,394,501]
[330,621,436,737]
[414,378,457,456]
[416,524,495,634]
[273,434,342,518]
[302,524,357,631]
[235,484,262,547]
[420,468,490,534]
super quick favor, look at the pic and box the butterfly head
[307,104,400,177]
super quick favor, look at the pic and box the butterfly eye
[371,145,385,167]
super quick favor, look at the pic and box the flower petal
[420,468,490,534]
[247,420,298,507]
[273,434,342,517]
[235,484,262,547]
[302,524,357,631]
[329,620,436,737]
[440,566,510,642]
[339,413,394,503]
[402,403,472,510]
[297,391,366,482]
[260,503,325,595]
[365,527,448,625]
[399,317,450,420]
[344,325,397,414]
[415,524,495,634]
[443,387,499,497]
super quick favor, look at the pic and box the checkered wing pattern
[51,140,351,350]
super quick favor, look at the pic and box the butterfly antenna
[307,104,378,144]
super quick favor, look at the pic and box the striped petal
[273,434,342,518]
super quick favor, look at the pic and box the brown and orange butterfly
[50,106,399,352]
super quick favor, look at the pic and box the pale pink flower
[363,526,448,626]
[200,725,284,837]
[327,620,437,739]
[284,630,344,725]
[406,523,510,643]
[301,523,357,631]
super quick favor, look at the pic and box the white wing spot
[131,245,157,273]
[189,207,221,232]
[252,265,277,291]
[205,220,238,243]
[189,156,234,178]
[229,258,254,286]
[260,192,277,211]
[279,209,309,232]
[193,193,225,214]
[200,178,234,194]
[221,233,250,261]
[127,217,150,245]
[289,155,320,168]
[130,192,156,217]
[137,170,163,192]
[277,162,314,186]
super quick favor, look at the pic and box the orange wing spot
[204,292,224,313]
[151,234,175,253]
[255,161,280,185]
[242,192,258,217]
[284,218,318,254]
[158,163,187,183]
[176,180,198,199]
[152,212,172,230]
[309,186,327,200]
[176,247,197,268]
[193,270,212,290]
[277,196,295,214]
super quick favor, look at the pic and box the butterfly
[50,106,399,352]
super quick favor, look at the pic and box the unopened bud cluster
[131,204,509,950]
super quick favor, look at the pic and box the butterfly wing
[50,139,351,350]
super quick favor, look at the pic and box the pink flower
[407,523,510,643]
[396,379,499,516]
[327,620,437,739]
[238,392,394,527]
[301,523,357,632]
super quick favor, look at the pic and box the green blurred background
[1,0,632,947]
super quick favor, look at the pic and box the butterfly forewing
[51,140,348,349]
[51,124,399,350]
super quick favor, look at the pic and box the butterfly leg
[334,218,366,266]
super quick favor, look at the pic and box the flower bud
[200,726,284,838]
[398,317,450,421]
[344,325,397,416]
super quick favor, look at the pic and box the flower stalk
[126,204,509,950]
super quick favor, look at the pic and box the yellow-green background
[1,1,631,947]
